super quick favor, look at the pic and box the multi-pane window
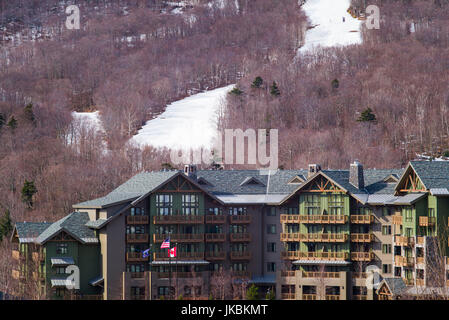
[231,243,248,252]
[182,194,199,215]
[267,262,276,272]
[208,207,222,215]
[229,225,247,233]
[126,244,146,253]
[283,207,299,215]
[286,224,300,233]
[131,287,145,297]
[267,224,276,234]
[126,225,146,234]
[382,244,392,254]
[267,208,276,216]
[231,263,247,271]
[304,195,320,215]
[404,208,413,222]
[328,194,344,215]
[382,225,391,235]
[131,207,145,216]
[56,243,68,255]
[357,207,372,215]
[383,264,392,274]
[155,225,175,235]
[267,242,276,252]
[55,267,66,274]
[156,194,173,215]
[126,264,146,272]
[228,207,247,215]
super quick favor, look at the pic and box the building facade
[10,161,449,300]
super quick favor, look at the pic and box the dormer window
[240,177,265,187]
[288,175,304,184]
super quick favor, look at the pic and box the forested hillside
[222,0,449,170]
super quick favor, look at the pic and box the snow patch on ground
[129,85,235,150]
[71,111,103,133]
[298,0,362,53]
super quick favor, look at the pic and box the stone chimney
[184,164,197,180]
[349,160,364,189]
[308,164,322,178]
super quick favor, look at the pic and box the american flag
[160,237,170,249]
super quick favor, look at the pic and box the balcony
[416,257,425,265]
[153,251,204,261]
[12,250,24,260]
[127,215,149,225]
[153,215,204,225]
[351,252,374,262]
[394,236,414,246]
[32,271,45,281]
[281,251,349,261]
[153,233,204,243]
[302,294,318,300]
[280,214,300,224]
[302,271,341,278]
[352,272,367,279]
[130,294,146,300]
[326,295,340,300]
[32,251,45,262]
[205,233,225,242]
[416,279,425,286]
[281,233,348,243]
[205,251,225,261]
[280,271,296,277]
[157,272,198,279]
[350,233,374,243]
[353,295,368,300]
[127,234,149,243]
[298,215,347,224]
[417,236,425,246]
[229,233,251,242]
[231,271,251,279]
[395,256,414,267]
[392,215,402,225]
[350,215,374,224]
[281,293,295,300]
[12,269,25,280]
[403,278,414,286]
[230,251,252,260]
[205,215,226,224]
[229,215,251,224]
[126,252,149,262]
[419,216,436,227]
[130,272,145,279]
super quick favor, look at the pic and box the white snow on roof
[216,194,290,204]
[298,0,363,54]
[130,85,235,150]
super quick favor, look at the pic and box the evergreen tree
[246,284,259,300]
[21,180,37,208]
[331,78,339,89]
[24,103,35,122]
[270,81,280,96]
[251,76,263,88]
[7,116,17,130]
[0,113,4,129]
[0,209,12,241]
[357,108,377,122]
[229,87,243,95]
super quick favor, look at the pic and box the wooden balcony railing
[417,236,425,245]
[352,272,367,279]
[395,256,414,267]
[127,215,149,225]
[419,216,436,227]
[231,271,251,279]
[127,234,149,243]
[298,215,348,224]
[32,271,45,281]
[392,215,402,225]
[32,251,45,262]
[153,215,204,225]
[205,215,226,224]
[205,233,225,242]
[230,251,252,260]
[302,294,318,300]
[153,233,204,243]
[394,236,414,246]
[72,294,103,300]
[351,252,374,262]
[126,252,149,262]
[229,233,251,242]
[403,278,414,286]
[416,279,425,286]
[12,250,23,260]
[280,271,296,277]
[205,251,225,260]
[229,215,252,224]
[153,251,204,261]
[157,272,198,279]
[280,214,300,224]
[130,294,146,300]
[416,257,425,265]
[326,295,340,300]
[281,293,295,300]
[130,272,145,279]
[353,295,368,300]
[12,269,25,280]
[281,251,349,261]
[350,215,374,224]
[350,233,374,243]
[302,271,341,278]
[281,233,348,242]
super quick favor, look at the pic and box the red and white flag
[168,246,177,258]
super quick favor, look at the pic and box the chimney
[350,160,364,189]
[184,164,197,180]
[308,164,321,178]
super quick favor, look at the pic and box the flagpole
[168,233,172,300]
[176,241,178,299]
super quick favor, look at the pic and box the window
[267,242,276,252]
[383,264,392,274]
[382,244,392,254]
[208,208,222,215]
[267,224,276,234]
[126,225,146,234]
[304,194,320,215]
[405,208,413,222]
[182,194,199,215]
[267,262,276,272]
[126,264,146,272]
[328,194,344,215]
[55,267,67,274]
[382,225,391,235]
[131,287,145,298]
[56,243,68,255]
[131,207,145,216]
[55,288,65,298]
[267,207,276,216]
[283,207,299,215]
[228,207,247,216]
[156,194,173,215]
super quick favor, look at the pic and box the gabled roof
[377,278,407,297]
[410,161,449,189]
[35,212,98,245]
[287,175,305,184]
[239,176,266,187]
[13,222,52,243]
